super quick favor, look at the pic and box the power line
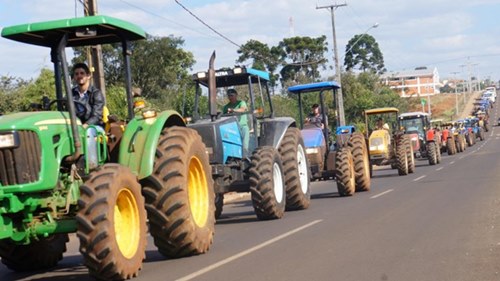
[174,0,326,68]
[119,0,222,41]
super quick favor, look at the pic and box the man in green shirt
[223,89,250,153]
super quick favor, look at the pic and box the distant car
[497,117,500,126]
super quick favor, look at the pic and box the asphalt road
[2,107,500,281]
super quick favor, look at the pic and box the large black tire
[427,142,437,165]
[336,147,356,196]
[77,164,147,280]
[396,143,409,176]
[447,138,456,155]
[278,127,311,211]
[455,138,462,153]
[479,130,485,141]
[214,193,224,220]
[349,132,371,192]
[405,137,415,174]
[142,127,215,258]
[436,141,442,164]
[0,234,68,272]
[466,134,473,147]
[249,147,286,220]
[460,135,466,151]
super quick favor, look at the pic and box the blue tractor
[189,53,310,220]
[464,117,485,141]
[288,82,371,196]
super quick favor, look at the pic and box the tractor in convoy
[189,53,310,220]
[287,82,370,196]
[364,108,415,176]
[398,112,441,165]
[0,15,215,280]
[464,117,485,142]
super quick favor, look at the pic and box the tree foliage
[236,40,280,87]
[72,34,195,104]
[344,34,385,74]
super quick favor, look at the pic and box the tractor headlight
[196,72,207,79]
[306,148,319,154]
[233,67,243,74]
[0,133,18,149]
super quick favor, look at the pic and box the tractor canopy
[287,81,340,94]
[193,67,270,87]
[2,15,146,47]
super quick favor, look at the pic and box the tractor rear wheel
[396,143,409,176]
[250,147,286,220]
[278,127,310,211]
[447,138,456,155]
[479,130,485,141]
[427,142,437,165]
[0,234,68,271]
[214,193,224,220]
[336,147,356,196]
[349,132,370,192]
[77,164,147,280]
[143,127,215,258]
[466,134,473,147]
[460,135,466,151]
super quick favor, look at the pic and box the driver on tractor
[72,63,105,128]
[223,88,250,152]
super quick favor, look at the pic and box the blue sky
[1,0,500,83]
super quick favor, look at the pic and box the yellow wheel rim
[114,188,140,259]
[188,156,209,227]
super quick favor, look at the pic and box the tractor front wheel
[278,127,310,211]
[349,132,370,192]
[143,127,215,258]
[427,142,437,165]
[77,164,147,280]
[396,144,409,176]
[0,234,68,272]
[250,147,286,220]
[336,147,356,196]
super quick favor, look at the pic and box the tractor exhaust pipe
[208,51,217,121]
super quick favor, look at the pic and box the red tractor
[398,112,442,165]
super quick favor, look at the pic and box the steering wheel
[48,99,88,117]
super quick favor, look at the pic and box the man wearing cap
[223,88,250,153]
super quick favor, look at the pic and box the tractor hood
[0,111,80,130]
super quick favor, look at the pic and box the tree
[72,34,195,106]
[344,34,385,74]
[236,40,280,87]
[272,36,328,86]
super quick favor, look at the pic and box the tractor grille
[0,131,41,186]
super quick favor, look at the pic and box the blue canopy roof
[288,81,340,94]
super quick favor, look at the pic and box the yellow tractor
[364,108,414,176]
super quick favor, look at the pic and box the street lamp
[343,23,379,59]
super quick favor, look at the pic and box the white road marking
[436,167,444,171]
[459,156,465,159]
[450,161,455,164]
[176,220,323,281]
[370,189,394,199]
[413,175,426,181]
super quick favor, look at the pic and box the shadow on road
[216,211,259,225]
[311,191,340,199]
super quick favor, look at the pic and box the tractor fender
[426,129,435,142]
[118,110,185,179]
[258,117,296,148]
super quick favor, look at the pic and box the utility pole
[459,63,467,104]
[317,2,347,126]
[451,71,459,117]
[84,0,106,96]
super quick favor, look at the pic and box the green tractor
[0,15,214,279]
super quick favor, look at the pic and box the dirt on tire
[349,132,370,192]
[142,126,215,258]
[336,147,356,196]
[278,127,310,211]
[249,146,286,220]
[77,163,147,280]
